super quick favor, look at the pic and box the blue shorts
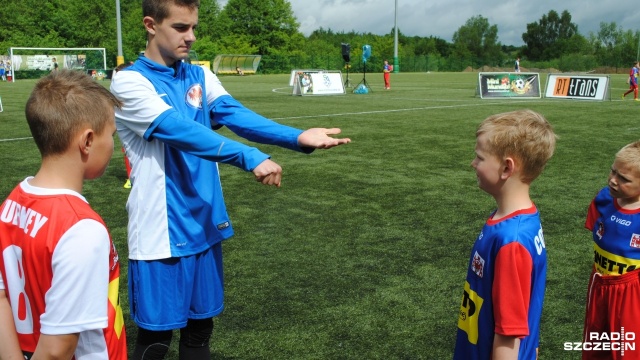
[128,244,224,331]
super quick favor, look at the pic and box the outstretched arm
[0,290,23,360]
[212,96,351,152]
[251,128,350,187]
[297,128,351,149]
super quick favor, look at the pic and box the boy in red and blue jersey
[455,110,556,360]
[583,141,640,360]
[622,61,639,101]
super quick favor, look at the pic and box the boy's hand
[298,128,351,149]
[253,159,282,187]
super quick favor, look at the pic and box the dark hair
[143,0,200,23]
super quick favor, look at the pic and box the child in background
[455,109,556,360]
[383,59,393,90]
[0,70,127,360]
[583,141,640,360]
[622,61,639,101]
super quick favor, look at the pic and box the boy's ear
[500,157,516,180]
[79,129,95,155]
[143,16,156,35]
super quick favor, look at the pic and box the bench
[213,55,262,75]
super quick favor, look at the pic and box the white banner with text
[544,74,610,100]
[292,70,345,96]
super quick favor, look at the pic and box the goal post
[8,47,107,82]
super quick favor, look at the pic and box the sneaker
[623,94,625,99]
[123,179,131,189]
[635,99,640,102]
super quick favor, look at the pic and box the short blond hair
[615,141,640,172]
[477,109,557,184]
[25,69,122,157]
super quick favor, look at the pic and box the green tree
[560,33,591,55]
[0,0,131,67]
[412,36,442,56]
[119,1,146,63]
[188,0,220,60]
[220,0,303,55]
[587,22,639,68]
[522,10,578,61]
[0,0,67,50]
[452,15,503,66]
[196,0,223,38]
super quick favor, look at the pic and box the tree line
[0,0,638,73]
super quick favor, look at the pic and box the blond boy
[455,109,556,360]
[583,141,640,360]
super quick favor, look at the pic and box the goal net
[7,47,107,82]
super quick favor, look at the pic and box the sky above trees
[1,0,636,72]
[219,0,640,46]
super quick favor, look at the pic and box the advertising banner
[292,70,345,96]
[478,72,541,99]
[544,74,610,100]
[289,69,324,86]
[11,55,87,71]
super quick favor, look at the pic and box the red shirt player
[622,61,639,101]
[383,59,393,90]
[0,70,127,360]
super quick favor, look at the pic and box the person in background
[622,61,639,101]
[514,57,521,73]
[383,59,393,90]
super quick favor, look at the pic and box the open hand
[298,128,351,149]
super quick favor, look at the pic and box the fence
[247,54,623,75]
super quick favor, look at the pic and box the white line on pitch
[0,137,32,143]
[272,101,533,120]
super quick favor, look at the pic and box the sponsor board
[292,70,345,96]
[478,72,541,99]
[545,74,610,100]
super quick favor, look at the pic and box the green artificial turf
[1,71,637,359]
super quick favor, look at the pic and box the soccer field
[0,71,638,359]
